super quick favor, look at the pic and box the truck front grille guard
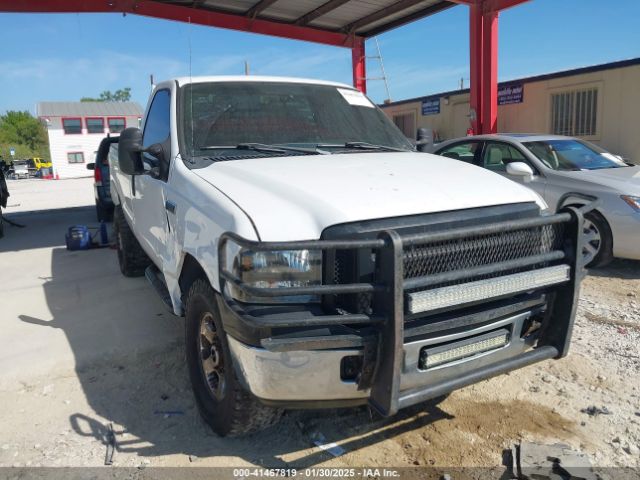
[218,206,588,416]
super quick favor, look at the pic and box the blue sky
[0,0,638,113]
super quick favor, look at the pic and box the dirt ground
[1,179,639,471]
[1,259,638,471]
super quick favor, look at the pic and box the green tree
[81,87,132,102]
[0,111,49,159]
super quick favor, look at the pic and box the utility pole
[244,60,250,76]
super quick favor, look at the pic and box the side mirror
[86,163,95,171]
[118,127,144,176]
[506,162,534,182]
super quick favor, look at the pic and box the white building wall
[45,115,140,179]
[47,127,103,179]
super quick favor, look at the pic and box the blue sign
[421,97,440,116]
[498,83,524,105]
[9,148,15,156]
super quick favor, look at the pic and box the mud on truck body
[111,76,587,436]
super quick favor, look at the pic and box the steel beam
[0,0,358,47]
[245,0,279,19]
[481,9,498,133]
[352,37,366,93]
[362,1,455,37]
[469,2,483,134]
[483,0,530,13]
[344,0,427,33]
[295,0,351,26]
[469,1,499,134]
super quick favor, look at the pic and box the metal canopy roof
[159,0,454,37]
[1,0,456,47]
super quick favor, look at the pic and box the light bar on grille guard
[407,264,571,314]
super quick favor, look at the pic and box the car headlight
[621,195,640,212]
[230,249,322,303]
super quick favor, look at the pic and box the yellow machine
[31,157,52,170]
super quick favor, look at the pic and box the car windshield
[522,139,627,171]
[181,81,413,159]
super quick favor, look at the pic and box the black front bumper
[217,206,587,416]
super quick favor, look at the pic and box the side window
[437,141,480,164]
[107,143,119,166]
[142,89,171,180]
[143,89,171,148]
[482,142,528,172]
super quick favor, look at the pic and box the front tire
[185,278,282,436]
[583,211,613,268]
[113,205,150,277]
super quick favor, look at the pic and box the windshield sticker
[337,88,374,108]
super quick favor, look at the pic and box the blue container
[65,225,92,250]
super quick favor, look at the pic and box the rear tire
[185,278,282,436]
[583,211,613,268]
[113,205,150,277]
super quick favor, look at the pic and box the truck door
[132,89,172,265]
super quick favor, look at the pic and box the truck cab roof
[165,75,354,90]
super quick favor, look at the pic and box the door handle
[165,200,176,214]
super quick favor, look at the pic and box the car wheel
[582,211,613,268]
[185,278,282,437]
[113,205,151,277]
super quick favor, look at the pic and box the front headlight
[621,195,640,212]
[230,249,322,303]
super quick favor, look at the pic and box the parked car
[111,77,585,436]
[431,134,640,267]
[10,160,30,179]
[86,136,118,222]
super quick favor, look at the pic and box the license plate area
[418,329,510,370]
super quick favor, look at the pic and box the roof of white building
[36,101,143,117]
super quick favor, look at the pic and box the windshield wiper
[317,141,409,152]
[198,143,325,155]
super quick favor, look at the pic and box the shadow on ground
[18,245,454,467]
[0,206,101,252]
[588,258,640,280]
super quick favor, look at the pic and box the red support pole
[469,2,499,134]
[481,10,498,133]
[469,3,483,134]
[352,38,367,93]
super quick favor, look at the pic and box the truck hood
[194,152,543,241]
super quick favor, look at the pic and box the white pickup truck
[111,76,586,437]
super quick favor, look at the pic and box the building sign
[498,83,524,105]
[421,97,440,116]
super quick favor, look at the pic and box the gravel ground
[0,260,638,470]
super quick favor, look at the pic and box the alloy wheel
[582,218,601,265]
[198,312,226,401]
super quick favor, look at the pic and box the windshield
[181,81,413,159]
[522,139,627,171]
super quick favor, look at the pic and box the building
[37,101,143,179]
[381,58,640,163]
